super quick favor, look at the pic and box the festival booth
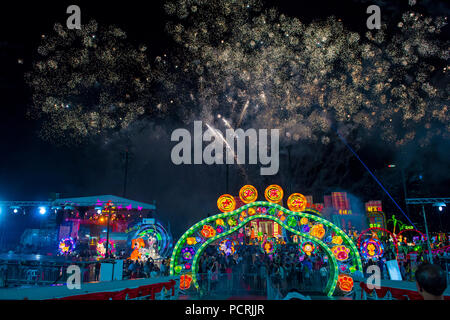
[51,195,161,259]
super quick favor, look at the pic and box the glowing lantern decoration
[300,217,309,225]
[239,211,247,222]
[264,185,283,203]
[333,245,350,261]
[239,185,258,203]
[227,217,237,227]
[186,237,197,245]
[58,237,75,255]
[180,274,193,290]
[174,265,182,274]
[215,219,225,226]
[216,225,224,233]
[300,241,317,256]
[338,274,354,292]
[184,263,191,270]
[97,239,116,258]
[302,224,310,233]
[181,247,195,260]
[217,194,236,212]
[310,224,326,239]
[277,211,286,222]
[248,208,256,216]
[361,238,384,261]
[201,225,216,238]
[287,216,297,227]
[332,236,343,245]
[261,240,276,254]
[287,193,307,212]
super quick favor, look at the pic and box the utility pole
[421,205,433,264]
[406,197,450,264]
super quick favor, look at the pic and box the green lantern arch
[170,201,362,297]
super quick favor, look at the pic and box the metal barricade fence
[0,261,100,288]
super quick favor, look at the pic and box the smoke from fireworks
[26,0,449,148]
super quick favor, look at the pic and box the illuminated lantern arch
[397,229,427,243]
[357,227,399,259]
[170,192,362,297]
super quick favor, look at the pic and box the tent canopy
[52,195,156,210]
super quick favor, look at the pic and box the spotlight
[11,206,20,213]
[433,202,446,212]
[39,207,47,215]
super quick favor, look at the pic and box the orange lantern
[287,193,307,212]
[310,224,325,239]
[239,185,258,204]
[338,274,353,292]
[217,194,236,212]
[264,185,283,203]
[201,225,216,238]
[186,237,197,245]
[180,274,193,290]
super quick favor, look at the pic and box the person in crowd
[415,263,447,300]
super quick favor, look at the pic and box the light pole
[406,198,450,264]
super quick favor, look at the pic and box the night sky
[0,0,449,241]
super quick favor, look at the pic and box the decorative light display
[131,223,173,260]
[332,245,350,261]
[261,239,276,255]
[218,239,236,256]
[97,239,116,258]
[170,185,363,298]
[310,224,326,239]
[227,217,237,227]
[357,227,398,259]
[360,238,385,261]
[180,274,193,290]
[287,216,297,227]
[239,185,258,204]
[277,210,286,222]
[332,236,344,245]
[217,194,236,212]
[201,225,216,238]
[300,241,317,256]
[264,185,283,203]
[181,247,195,260]
[216,225,224,233]
[129,238,145,261]
[287,193,307,212]
[58,237,75,255]
[337,274,354,292]
[187,237,197,245]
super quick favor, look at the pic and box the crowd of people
[195,243,330,296]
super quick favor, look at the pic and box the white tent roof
[51,195,156,210]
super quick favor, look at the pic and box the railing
[0,261,100,288]
[179,269,328,300]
